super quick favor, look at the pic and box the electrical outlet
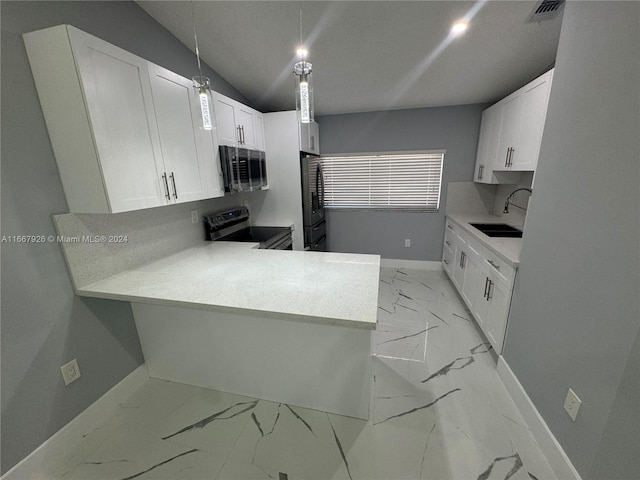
[563,388,582,421]
[191,209,199,224]
[61,359,81,386]
[405,238,411,248]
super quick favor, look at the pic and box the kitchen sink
[469,223,523,238]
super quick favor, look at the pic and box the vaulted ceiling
[137,1,563,115]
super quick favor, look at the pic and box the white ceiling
[137,1,563,115]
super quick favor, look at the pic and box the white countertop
[447,213,523,266]
[77,242,381,330]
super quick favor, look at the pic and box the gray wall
[502,2,640,479]
[316,104,486,261]
[0,1,251,473]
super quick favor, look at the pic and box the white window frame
[319,150,445,212]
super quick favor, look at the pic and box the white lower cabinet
[482,272,511,351]
[442,217,517,354]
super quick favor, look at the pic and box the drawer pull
[447,224,454,230]
[445,241,452,246]
[443,259,449,265]
[487,259,500,270]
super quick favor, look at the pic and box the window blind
[319,151,444,211]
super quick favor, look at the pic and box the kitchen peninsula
[54,213,380,420]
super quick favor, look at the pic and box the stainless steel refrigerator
[300,154,327,251]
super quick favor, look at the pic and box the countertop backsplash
[492,172,535,228]
[445,182,497,215]
[445,175,534,230]
[53,193,254,289]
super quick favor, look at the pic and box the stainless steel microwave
[219,146,267,193]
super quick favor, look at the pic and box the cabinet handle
[170,172,178,199]
[487,280,494,300]
[161,173,170,200]
[237,125,243,144]
[478,164,484,180]
[505,148,510,167]
[487,259,500,270]
[447,224,454,230]
[443,259,449,265]
[483,277,489,298]
[445,240,451,246]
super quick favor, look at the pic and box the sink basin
[469,223,523,238]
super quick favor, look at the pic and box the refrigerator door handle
[316,163,325,211]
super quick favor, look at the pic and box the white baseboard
[2,364,149,480]
[496,356,582,480]
[380,259,443,271]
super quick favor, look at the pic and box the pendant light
[293,9,314,124]
[191,2,213,130]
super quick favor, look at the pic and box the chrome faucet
[504,187,532,214]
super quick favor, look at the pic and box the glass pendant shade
[193,76,213,131]
[294,61,314,123]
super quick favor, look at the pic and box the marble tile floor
[8,268,556,480]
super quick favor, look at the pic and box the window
[319,151,444,211]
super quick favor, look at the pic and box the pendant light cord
[192,1,204,79]
[299,6,303,49]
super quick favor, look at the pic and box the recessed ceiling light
[451,21,468,36]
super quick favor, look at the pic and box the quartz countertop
[77,242,381,330]
[446,213,523,266]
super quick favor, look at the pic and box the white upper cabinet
[473,104,502,183]
[211,93,240,147]
[148,64,223,202]
[514,71,554,170]
[211,91,265,150]
[299,121,320,155]
[253,113,265,151]
[474,69,554,183]
[24,24,223,213]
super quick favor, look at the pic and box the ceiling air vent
[526,0,565,23]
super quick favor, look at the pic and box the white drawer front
[483,251,515,286]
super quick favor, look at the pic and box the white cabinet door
[473,104,502,183]
[493,70,553,173]
[69,27,167,212]
[212,92,239,147]
[473,272,491,330]
[300,121,320,155]
[461,252,482,309]
[512,70,553,171]
[495,93,523,171]
[236,106,256,148]
[253,113,265,151]
[485,276,511,352]
[148,65,210,203]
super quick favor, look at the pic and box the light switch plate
[61,359,81,385]
[563,388,582,421]
[191,209,199,224]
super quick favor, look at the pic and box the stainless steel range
[204,206,292,250]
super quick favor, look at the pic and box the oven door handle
[269,235,293,250]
